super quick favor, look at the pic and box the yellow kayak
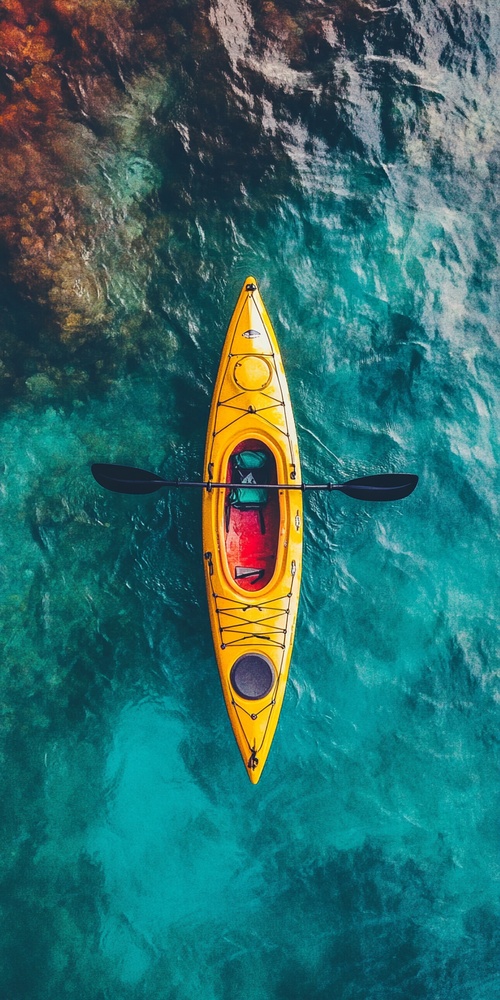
[202,277,302,783]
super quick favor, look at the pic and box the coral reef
[0,0,485,394]
[0,0,382,359]
[0,0,171,378]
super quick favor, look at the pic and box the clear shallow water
[1,1,499,997]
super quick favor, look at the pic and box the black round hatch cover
[230,654,276,700]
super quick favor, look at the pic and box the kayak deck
[202,277,302,783]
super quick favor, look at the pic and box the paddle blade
[91,464,167,495]
[337,473,418,502]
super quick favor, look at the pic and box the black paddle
[91,464,418,502]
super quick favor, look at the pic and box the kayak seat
[226,450,269,535]
[235,566,265,583]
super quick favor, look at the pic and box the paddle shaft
[120,480,392,492]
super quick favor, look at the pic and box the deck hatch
[230,653,276,700]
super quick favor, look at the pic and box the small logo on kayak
[242,329,261,339]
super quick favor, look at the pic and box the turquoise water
[1,1,499,997]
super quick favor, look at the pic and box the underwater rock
[0,0,463,382]
[0,0,166,358]
[0,0,365,362]
[1,179,109,341]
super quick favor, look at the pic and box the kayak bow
[202,278,302,783]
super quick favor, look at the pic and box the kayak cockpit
[224,439,280,592]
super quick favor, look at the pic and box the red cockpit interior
[224,439,280,591]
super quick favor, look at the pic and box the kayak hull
[202,278,302,783]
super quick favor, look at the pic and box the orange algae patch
[0,0,133,338]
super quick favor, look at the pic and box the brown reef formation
[0,0,166,347]
[0,0,401,382]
